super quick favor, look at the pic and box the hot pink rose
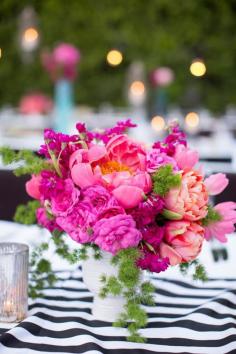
[51,179,80,217]
[204,202,236,243]
[106,134,146,171]
[174,145,199,170]
[204,173,229,196]
[25,175,41,200]
[160,221,204,265]
[165,170,208,221]
[82,185,118,213]
[93,214,142,254]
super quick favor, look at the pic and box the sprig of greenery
[100,248,155,342]
[0,147,53,176]
[152,164,181,197]
[202,205,221,226]
[14,200,40,225]
[179,259,208,282]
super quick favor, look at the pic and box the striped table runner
[0,269,236,354]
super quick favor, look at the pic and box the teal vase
[54,79,73,133]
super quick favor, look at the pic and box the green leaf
[152,164,181,197]
[202,205,221,226]
[14,200,40,225]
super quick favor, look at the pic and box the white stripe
[0,344,72,354]
[4,327,236,354]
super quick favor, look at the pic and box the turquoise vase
[54,79,73,133]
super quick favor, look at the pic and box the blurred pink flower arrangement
[19,93,53,114]
[42,43,80,81]
[25,120,236,271]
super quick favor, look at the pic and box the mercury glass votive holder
[0,243,29,322]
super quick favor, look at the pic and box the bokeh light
[151,116,165,132]
[190,59,206,77]
[130,81,145,96]
[185,112,200,128]
[23,27,39,43]
[0,48,2,59]
[106,49,123,66]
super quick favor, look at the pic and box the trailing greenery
[0,147,53,176]
[179,259,208,282]
[152,164,181,197]
[100,248,155,342]
[202,204,221,226]
[14,200,40,225]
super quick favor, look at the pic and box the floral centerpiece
[1,120,236,342]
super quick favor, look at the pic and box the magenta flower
[36,208,61,233]
[142,225,165,248]
[93,215,142,254]
[204,173,229,196]
[146,149,178,173]
[153,122,186,156]
[204,202,236,243]
[137,250,169,273]
[51,179,80,217]
[82,185,119,213]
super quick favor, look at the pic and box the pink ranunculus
[93,214,142,254]
[146,149,178,173]
[25,175,41,200]
[112,185,144,209]
[106,134,146,171]
[165,170,208,221]
[204,202,236,243]
[51,179,80,217]
[56,203,96,244]
[174,144,199,171]
[160,221,204,265]
[204,173,229,196]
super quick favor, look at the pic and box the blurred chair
[0,170,30,221]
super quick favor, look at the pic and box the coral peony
[204,173,229,196]
[165,170,208,221]
[93,214,142,254]
[160,221,204,265]
[204,202,236,243]
[26,175,41,200]
[106,134,146,171]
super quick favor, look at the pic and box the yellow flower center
[100,161,130,175]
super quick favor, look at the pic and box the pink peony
[56,203,96,244]
[160,221,204,265]
[165,170,208,221]
[51,179,80,217]
[106,134,146,171]
[204,173,229,196]
[26,175,41,200]
[93,214,142,254]
[204,202,236,243]
[146,149,178,173]
[112,185,144,209]
[174,144,199,170]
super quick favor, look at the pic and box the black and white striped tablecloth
[0,269,236,354]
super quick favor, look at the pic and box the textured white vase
[82,250,126,322]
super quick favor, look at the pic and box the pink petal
[112,185,144,208]
[88,145,107,164]
[159,242,182,266]
[204,173,229,196]
[71,163,96,188]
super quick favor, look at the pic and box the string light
[106,49,123,66]
[21,27,39,51]
[190,59,206,77]
[151,116,165,132]
[185,112,200,128]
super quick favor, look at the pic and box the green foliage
[202,205,221,226]
[14,200,40,225]
[29,242,57,299]
[152,164,181,197]
[179,259,208,282]
[100,248,155,342]
[0,1,236,112]
[52,233,88,264]
[0,147,53,176]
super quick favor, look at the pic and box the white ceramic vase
[82,250,126,322]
